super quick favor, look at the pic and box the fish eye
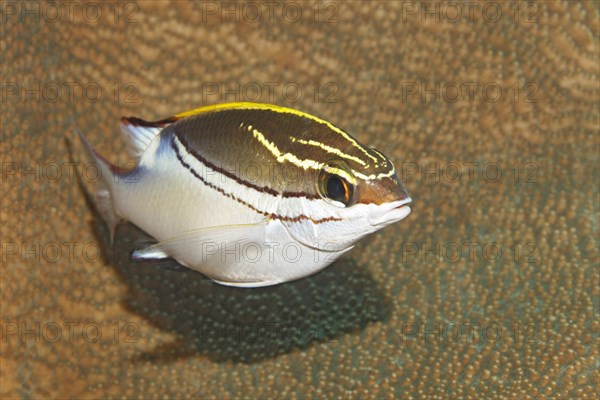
[317,163,356,207]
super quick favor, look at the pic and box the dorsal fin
[120,115,179,158]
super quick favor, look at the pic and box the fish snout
[368,196,412,226]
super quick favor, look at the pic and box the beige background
[2,1,599,398]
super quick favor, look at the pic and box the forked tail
[77,132,121,242]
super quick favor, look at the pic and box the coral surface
[2,1,598,398]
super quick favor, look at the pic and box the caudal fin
[78,131,121,242]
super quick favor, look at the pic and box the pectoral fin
[132,246,170,260]
[131,221,267,264]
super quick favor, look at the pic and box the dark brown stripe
[121,115,180,128]
[172,140,340,224]
[176,132,319,199]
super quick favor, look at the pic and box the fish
[79,102,412,287]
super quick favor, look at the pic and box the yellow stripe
[176,102,379,164]
[371,148,387,162]
[251,128,320,171]
[354,165,396,181]
[290,137,367,166]
[251,128,358,184]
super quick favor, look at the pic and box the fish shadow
[103,222,392,363]
[70,138,391,363]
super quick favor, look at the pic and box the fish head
[280,145,412,252]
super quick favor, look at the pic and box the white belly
[110,148,350,287]
[200,219,353,287]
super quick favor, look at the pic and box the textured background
[2,1,599,398]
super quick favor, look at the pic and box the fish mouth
[369,197,412,226]
[394,196,412,208]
